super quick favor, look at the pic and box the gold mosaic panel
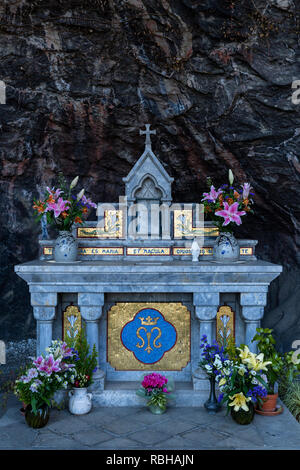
[126,247,171,256]
[216,305,235,348]
[174,210,219,238]
[107,302,191,371]
[63,305,82,348]
[77,210,124,238]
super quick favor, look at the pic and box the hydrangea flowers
[136,372,175,412]
[33,173,96,231]
[201,170,254,233]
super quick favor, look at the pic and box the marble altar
[15,125,282,406]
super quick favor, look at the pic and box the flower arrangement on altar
[32,173,97,232]
[199,334,229,377]
[14,341,76,426]
[201,170,254,233]
[216,344,271,424]
[136,372,175,414]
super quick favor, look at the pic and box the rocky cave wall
[0,0,299,352]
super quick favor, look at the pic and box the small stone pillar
[31,292,57,356]
[192,292,219,391]
[78,293,105,391]
[240,293,267,353]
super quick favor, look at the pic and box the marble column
[192,292,220,391]
[78,293,105,391]
[240,292,267,353]
[31,292,57,356]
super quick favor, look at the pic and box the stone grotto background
[0,0,299,354]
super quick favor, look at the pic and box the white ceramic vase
[68,388,92,415]
[213,232,239,262]
[54,231,78,262]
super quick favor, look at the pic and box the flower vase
[148,403,167,415]
[204,375,222,414]
[68,387,92,415]
[54,231,78,262]
[213,232,239,262]
[231,402,255,425]
[25,404,50,428]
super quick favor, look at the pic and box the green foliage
[72,327,98,387]
[283,382,300,422]
[252,328,300,395]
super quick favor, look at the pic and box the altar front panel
[107,302,191,371]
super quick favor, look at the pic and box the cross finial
[140,124,156,149]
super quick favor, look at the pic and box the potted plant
[136,372,175,414]
[252,328,300,414]
[68,328,98,415]
[217,344,270,424]
[201,170,254,262]
[198,334,228,413]
[14,341,76,428]
[33,173,97,262]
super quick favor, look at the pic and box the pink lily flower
[37,354,61,376]
[46,187,63,199]
[241,183,252,199]
[202,186,223,203]
[82,194,97,209]
[215,202,246,226]
[46,197,70,218]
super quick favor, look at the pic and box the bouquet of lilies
[136,372,175,410]
[217,345,270,413]
[33,173,97,231]
[14,341,76,415]
[201,170,254,232]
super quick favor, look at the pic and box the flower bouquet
[201,170,254,261]
[14,341,76,427]
[67,328,98,415]
[217,345,270,424]
[33,173,97,261]
[199,335,228,412]
[136,372,175,414]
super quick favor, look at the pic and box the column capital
[33,306,56,321]
[195,306,218,321]
[80,306,103,321]
[78,293,104,307]
[31,292,57,307]
[193,292,220,306]
[240,293,267,306]
[242,306,264,321]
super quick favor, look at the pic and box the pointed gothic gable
[123,127,174,203]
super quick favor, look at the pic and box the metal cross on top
[140,124,156,149]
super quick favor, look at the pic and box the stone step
[92,381,209,407]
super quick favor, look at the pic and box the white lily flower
[76,188,85,201]
[70,176,79,189]
[229,169,234,185]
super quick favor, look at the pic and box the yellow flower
[237,345,252,362]
[229,392,251,412]
[244,352,272,372]
[219,378,226,387]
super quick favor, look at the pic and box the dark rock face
[0,0,299,351]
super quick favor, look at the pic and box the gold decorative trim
[126,247,171,256]
[77,210,124,238]
[173,247,213,256]
[216,305,235,348]
[174,210,219,238]
[107,302,191,371]
[78,247,124,256]
[63,305,81,348]
[240,247,253,256]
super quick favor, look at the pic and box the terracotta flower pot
[261,393,278,412]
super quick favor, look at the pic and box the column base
[89,369,106,392]
[192,367,210,392]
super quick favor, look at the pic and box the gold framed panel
[216,305,235,348]
[173,210,219,238]
[63,305,82,347]
[107,302,191,371]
